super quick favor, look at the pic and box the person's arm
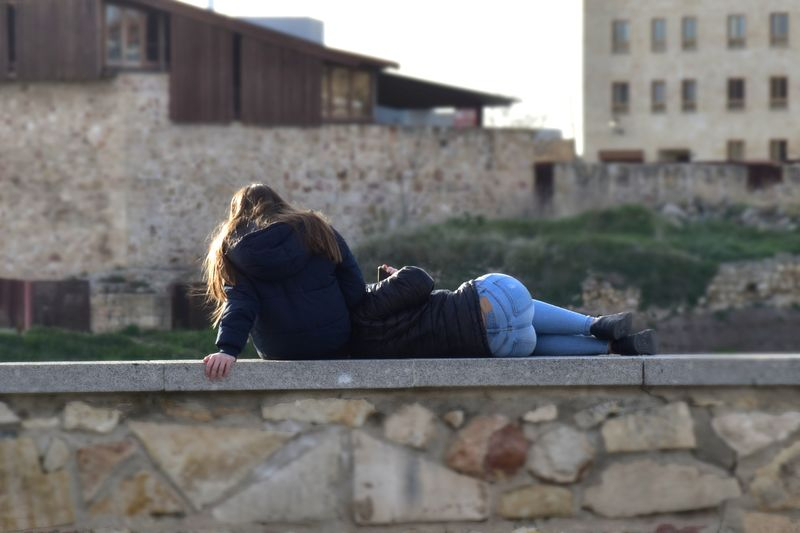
[333,229,366,309]
[355,266,435,319]
[205,274,259,380]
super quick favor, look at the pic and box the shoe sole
[613,312,634,340]
[633,329,657,355]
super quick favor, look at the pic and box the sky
[178,0,584,146]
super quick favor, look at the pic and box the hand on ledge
[203,352,236,380]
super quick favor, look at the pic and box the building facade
[584,0,800,163]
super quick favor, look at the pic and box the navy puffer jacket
[215,222,365,359]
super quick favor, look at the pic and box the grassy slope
[355,205,800,309]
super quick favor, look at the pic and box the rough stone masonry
[2,356,800,532]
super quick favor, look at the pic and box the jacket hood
[226,223,311,281]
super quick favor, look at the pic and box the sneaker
[589,312,633,341]
[610,329,658,355]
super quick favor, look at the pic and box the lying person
[345,265,656,358]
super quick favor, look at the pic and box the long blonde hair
[203,184,343,325]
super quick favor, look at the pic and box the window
[612,20,630,53]
[682,17,697,50]
[612,82,629,113]
[321,66,373,121]
[651,18,667,52]
[770,139,788,162]
[727,78,745,110]
[728,15,746,48]
[682,79,697,111]
[105,4,167,68]
[770,77,788,109]
[651,80,666,112]
[727,140,745,161]
[771,13,789,47]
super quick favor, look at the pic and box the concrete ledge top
[1,354,799,393]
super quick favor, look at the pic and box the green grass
[355,205,800,309]
[0,326,259,362]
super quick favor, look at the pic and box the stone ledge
[1,355,798,393]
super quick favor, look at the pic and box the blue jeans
[473,273,609,357]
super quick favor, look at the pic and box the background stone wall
[0,73,546,284]
[548,163,800,218]
[1,386,799,532]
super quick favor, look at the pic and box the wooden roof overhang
[377,72,517,109]
[127,0,398,69]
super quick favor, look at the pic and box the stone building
[584,0,800,163]
[0,0,573,332]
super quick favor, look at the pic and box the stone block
[64,401,122,434]
[712,411,800,457]
[77,440,136,501]
[496,484,573,519]
[644,354,800,386]
[22,417,61,430]
[213,431,343,523]
[751,441,800,510]
[522,404,558,423]
[742,512,800,533]
[129,421,291,509]
[0,402,20,425]
[261,398,375,427]
[162,359,417,391]
[443,409,465,429]
[584,458,741,517]
[0,437,76,530]
[43,437,70,473]
[445,415,529,479]
[527,425,594,483]
[384,403,437,449]
[89,470,184,517]
[352,431,488,524]
[0,362,164,393]
[601,402,696,452]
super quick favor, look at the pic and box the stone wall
[548,163,800,218]
[1,357,800,532]
[701,254,800,311]
[0,73,547,284]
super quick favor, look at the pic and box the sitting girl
[202,184,365,379]
[345,265,656,358]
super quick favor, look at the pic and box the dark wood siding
[31,280,90,331]
[240,36,321,126]
[14,0,101,81]
[0,3,8,79]
[170,14,234,123]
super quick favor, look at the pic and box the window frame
[727,78,746,110]
[727,140,745,161]
[321,64,375,123]
[727,14,747,49]
[770,76,788,110]
[769,139,788,162]
[103,3,167,71]
[651,80,666,113]
[770,12,789,47]
[681,16,697,50]
[611,81,630,114]
[612,19,630,54]
[651,18,667,52]
[681,79,697,112]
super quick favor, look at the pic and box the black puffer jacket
[345,266,491,358]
